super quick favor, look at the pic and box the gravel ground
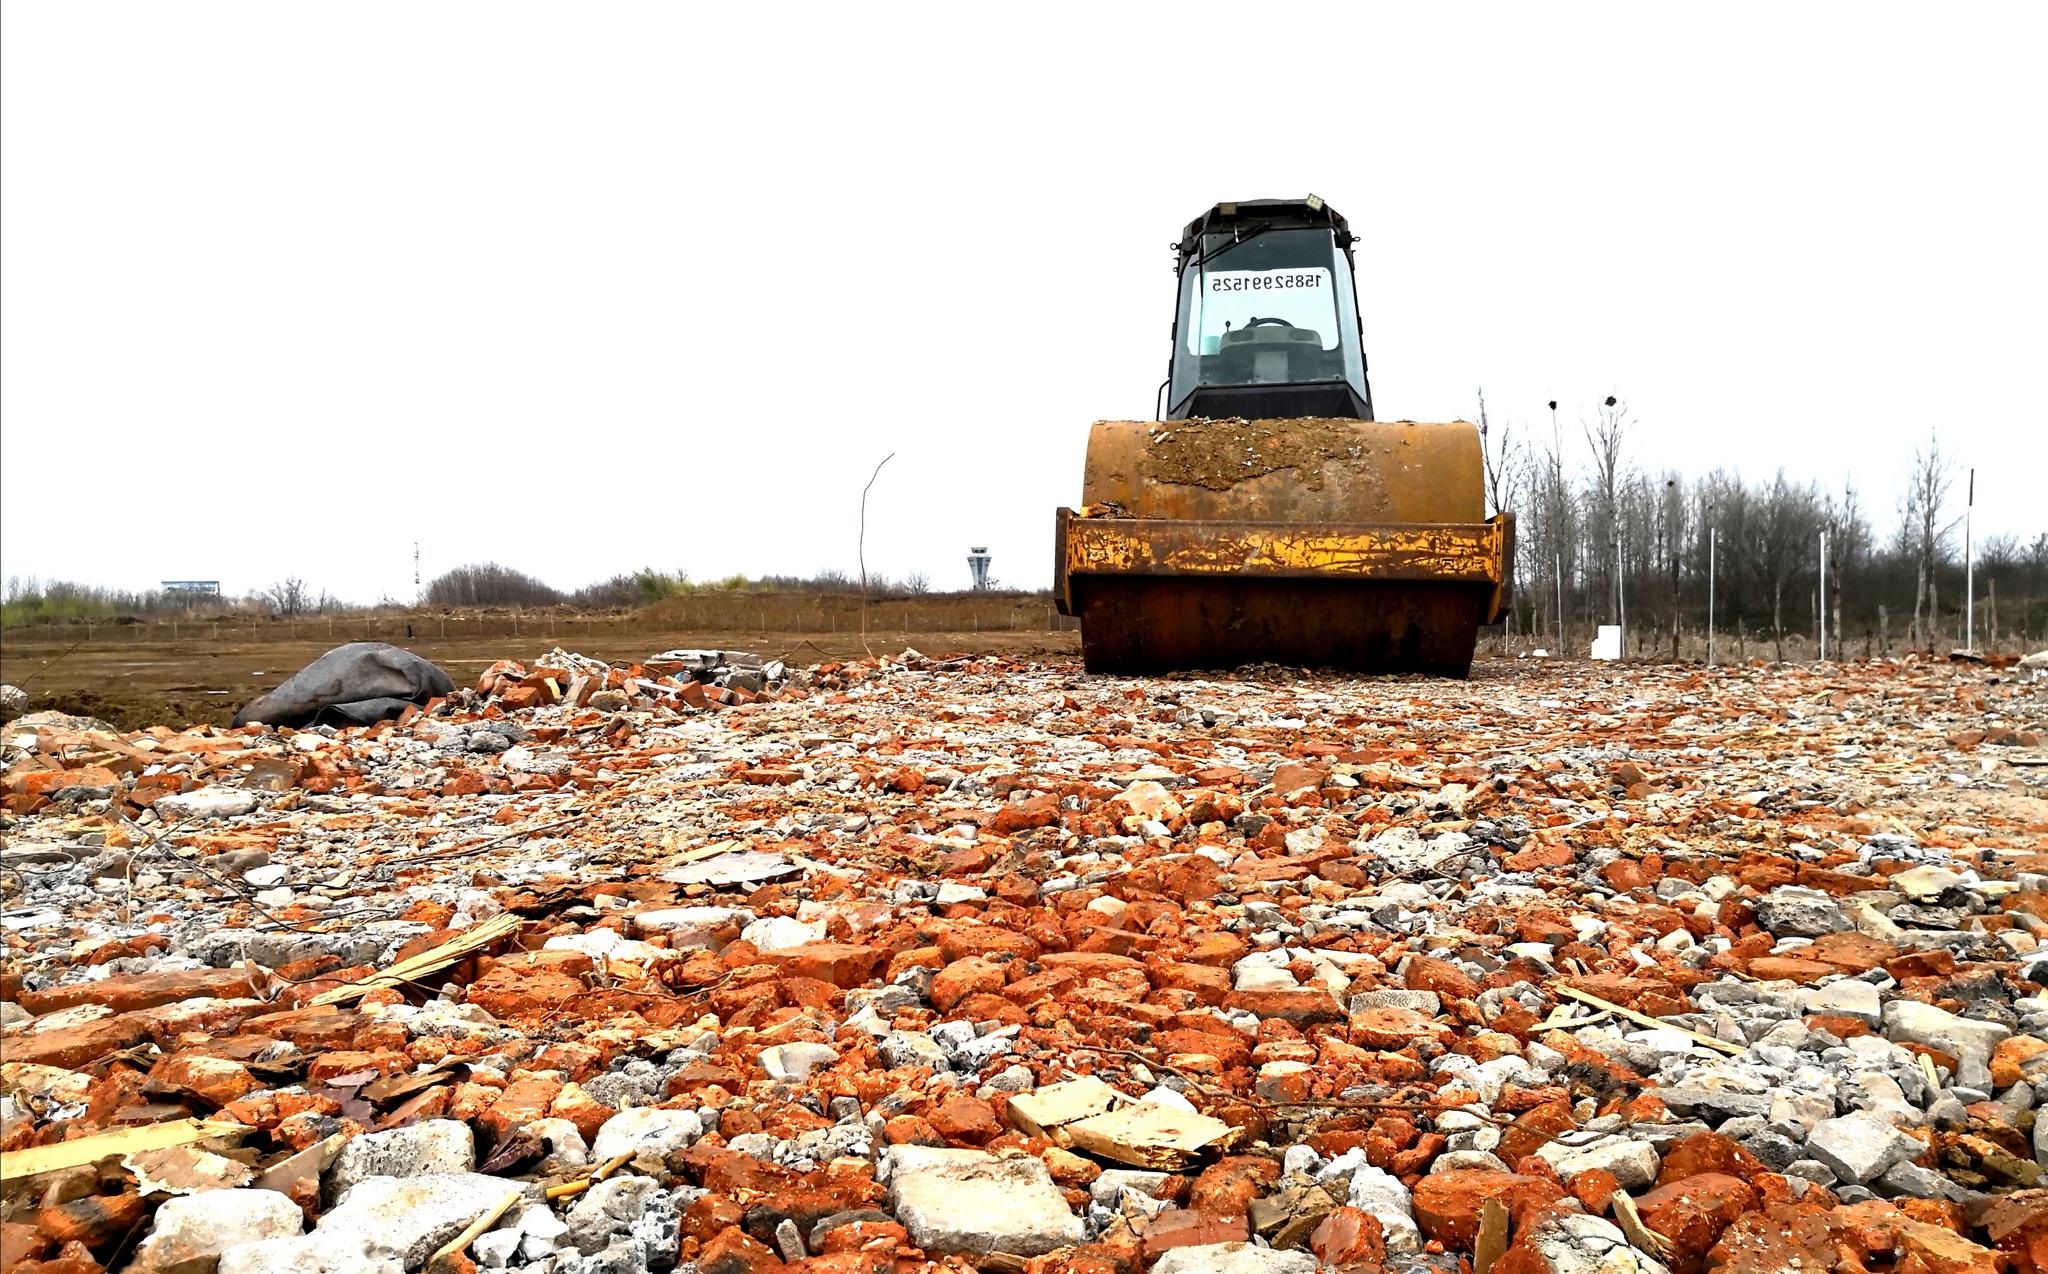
[2,650,2045,1273]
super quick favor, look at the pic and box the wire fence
[1491,615,2040,663]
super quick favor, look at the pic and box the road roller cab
[1054,196,1516,677]
[1168,197,1374,422]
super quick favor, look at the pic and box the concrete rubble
[1,647,2044,1273]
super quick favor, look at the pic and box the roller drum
[1081,418,1485,525]
[1062,417,1506,677]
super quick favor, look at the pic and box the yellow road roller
[1053,196,1514,676]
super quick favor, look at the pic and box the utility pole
[1546,399,1563,657]
[413,542,422,606]
[1707,525,1717,668]
[1818,528,1828,661]
[1555,552,1565,655]
[1614,534,1625,659]
[1964,468,1976,653]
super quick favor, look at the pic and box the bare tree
[1653,474,1687,656]
[1823,479,1868,652]
[857,452,895,654]
[1533,401,1579,645]
[267,577,310,617]
[1581,395,1632,627]
[904,571,931,595]
[1899,433,1954,650]
[1476,388,1523,518]
[1744,471,1821,661]
[1476,389,1526,642]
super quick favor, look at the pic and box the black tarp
[232,642,454,729]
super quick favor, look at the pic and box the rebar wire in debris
[108,811,397,935]
[379,812,587,868]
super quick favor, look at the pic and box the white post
[1964,468,1976,654]
[1614,536,1626,659]
[1707,527,1716,668]
[1555,552,1565,654]
[1818,528,1828,661]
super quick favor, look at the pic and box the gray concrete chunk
[589,1107,703,1165]
[320,1174,528,1270]
[1799,979,1883,1026]
[760,1041,838,1082]
[326,1121,474,1202]
[1805,1111,1924,1183]
[1150,1245,1319,1274]
[1349,989,1442,1015]
[1527,1212,1672,1274]
[1879,1159,1986,1205]
[134,1188,303,1274]
[879,1031,950,1071]
[1755,887,1850,938]
[157,788,260,822]
[1345,1164,1420,1252]
[1883,1000,2012,1059]
[885,1146,1082,1256]
[218,1235,400,1274]
[1536,1134,1660,1189]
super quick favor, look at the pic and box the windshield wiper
[1191,221,1280,270]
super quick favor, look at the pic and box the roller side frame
[1053,509,1516,676]
[1055,510,1515,620]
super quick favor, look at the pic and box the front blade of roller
[1073,575,1489,676]
[1054,509,1513,677]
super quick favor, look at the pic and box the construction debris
[1060,1102,1237,1171]
[309,911,521,1007]
[1,1119,250,1182]
[0,649,2043,1273]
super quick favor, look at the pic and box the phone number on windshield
[1211,274,1323,292]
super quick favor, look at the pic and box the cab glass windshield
[1188,267,1337,353]
[1170,227,1365,406]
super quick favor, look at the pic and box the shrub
[424,563,564,608]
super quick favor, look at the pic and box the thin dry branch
[858,451,895,657]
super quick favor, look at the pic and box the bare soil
[0,617,1079,731]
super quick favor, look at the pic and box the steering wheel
[1244,316,1295,328]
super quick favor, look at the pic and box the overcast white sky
[4,3,2043,601]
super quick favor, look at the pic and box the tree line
[1481,394,2045,657]
[421,564,950,609]
[0,563,995,628]
[0,577,345,625]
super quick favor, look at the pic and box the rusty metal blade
[1072,575,1488,676]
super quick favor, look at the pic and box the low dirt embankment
[0,596,1079,730]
